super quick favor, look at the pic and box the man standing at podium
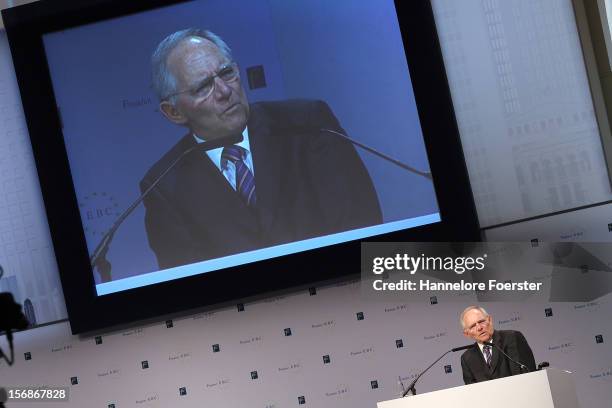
[460,305,536,384]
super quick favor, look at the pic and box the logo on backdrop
[121,96,153,110]
[384,304,408,313]
[168,351,192,362]
[558,225,586,241]
[78,192,120,241]
[277,361,302,373]
[134,392,159,404]
[589,368,612,381]
[349,346,374,358]
[424,331,447,341]
[323,385,350,399]
[122,328,146,338]
[497,313,522,328]
[97,368,120,378]
[192,311,216,321]
[311,319,335,329]
[574,302,601,313]
[547,338,576,355]
[239,336,263,345]
[205,378,230,389]
[50,343,73,354]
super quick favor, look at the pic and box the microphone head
[537,361,550,370]
[451,343,477,352]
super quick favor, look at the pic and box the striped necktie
[221,145,257,207]
[483,345,492,367]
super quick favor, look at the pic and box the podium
[378,369,579,408]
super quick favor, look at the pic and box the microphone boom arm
[484,342,530,373]
[402,350,451,397]
[90,135,241,282]
[401,343,475,397]
[321,128,432,180]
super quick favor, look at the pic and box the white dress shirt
[478,337,493,361]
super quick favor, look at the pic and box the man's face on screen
[462,309,494,344]
[161,37,249,140]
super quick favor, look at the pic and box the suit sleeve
[304,100,382,231]
[516,331,537,372]
[461,353,478,385]
[507,331,537,374]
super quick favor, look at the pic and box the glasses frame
[164,61,240,101]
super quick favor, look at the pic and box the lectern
[378,369,579,408]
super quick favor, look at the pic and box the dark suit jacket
[461,330,536,384]
[141,99,382,269]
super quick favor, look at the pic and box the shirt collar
[477,334,493,353]
[194,127,250,170]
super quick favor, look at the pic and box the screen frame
[2,0,480,334]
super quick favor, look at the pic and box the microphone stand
[484,342,530,373]
[402,350,451,397]
[90,135,241,282]
[401,343,475,397]
[320,128,432,180]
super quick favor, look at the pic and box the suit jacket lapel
[247,104,283,234]
[178,134,260,234]
[468,343,492,381]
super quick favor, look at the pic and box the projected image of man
[142,28,382,269]
[459,305,536,384]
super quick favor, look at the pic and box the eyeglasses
[165,62,240,101]
[467,318,489,331]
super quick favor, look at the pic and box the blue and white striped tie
[483,345,492,367]
[221,145,257,207]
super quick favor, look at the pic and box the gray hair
[460,305,489,329]
[151,28,233,103]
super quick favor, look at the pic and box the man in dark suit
[460,305,536,384]
[142,28,381,269]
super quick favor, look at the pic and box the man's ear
[463,330,470,339]
[160,101,187,125]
